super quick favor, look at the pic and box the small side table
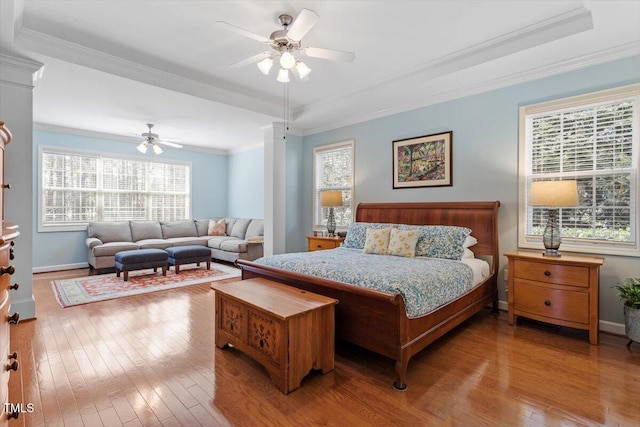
[307,235,345,252]
[505,250,604,345]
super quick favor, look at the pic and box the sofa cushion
[161,220,197,239]
[230,218,252,239]
[93,241,139,257]
[130,221,163,241]
[136,239,172,250]
[208,219,226,236]
[220,239,248,253]
[194,219,211,237]
[224,218,237,236]
[207,236,237,250]
[166,236,208,247]
[246,219,264,239]
[88,221,132,243]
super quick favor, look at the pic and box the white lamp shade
[277,68,290,83]
[152,144,163,155]
[296,61,311,79]
[280,51,296,70]
[320,190,343,207]
[529,180,578,207]
[257,57,273,75]
[136,142,147,154]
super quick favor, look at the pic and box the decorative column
[263,123,286,256]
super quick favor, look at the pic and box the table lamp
[320,190,343,237]
[529,180,578,257]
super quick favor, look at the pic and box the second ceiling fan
[215,9,355,82]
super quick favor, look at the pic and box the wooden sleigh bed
[236,201,500,389]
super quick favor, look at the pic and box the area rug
[51,264,240,308]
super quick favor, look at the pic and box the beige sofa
[86,218,263,272]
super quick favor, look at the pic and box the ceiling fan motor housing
[270,14,300,52]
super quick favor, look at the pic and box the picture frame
[392,131,452,189]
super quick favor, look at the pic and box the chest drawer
[513,282,589,324]
[513,259,589,287]
[308,238,337,251]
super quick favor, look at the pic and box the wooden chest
[212,278,337,394]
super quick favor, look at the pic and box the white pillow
[462,248,475,259]
[464,235,478,248]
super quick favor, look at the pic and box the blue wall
[33,130,228,269]
[297,55,640,324]
[227,146,264,218]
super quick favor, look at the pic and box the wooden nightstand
[505,250,604,345]
[307,235,345,251]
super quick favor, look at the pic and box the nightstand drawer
[513,259,589,287]
[514,282,589,324]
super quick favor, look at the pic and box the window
[313,140,354,231]
[519,84,639,256]
[39,146,191,231]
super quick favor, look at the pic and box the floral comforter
[253,247,474,318]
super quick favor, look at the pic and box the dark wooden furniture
[237,201,500,389]
[306,235,345,251]
[0,121,19,425]
[212,278,337,394]
[505,250,604,345]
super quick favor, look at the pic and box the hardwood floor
[7,268,640,426]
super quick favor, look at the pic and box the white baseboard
[32,262,88,274]
[496,299,625,337]
[11,296,36,321]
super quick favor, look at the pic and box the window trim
[38,145,192,232]
[518,83,640,257]
[312,140,355,232]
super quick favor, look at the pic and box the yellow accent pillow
[363,227,391,255]
[387,228,419,257]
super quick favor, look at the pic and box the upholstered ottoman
[115,249,168,281]
[166,245,211,273]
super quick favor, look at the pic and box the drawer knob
[8,351,17,360]
[7,409,19,419]
[9,248,14,260]
[544,271,551,276]
[5,360,18,371]
[1,265,15,275]
[544,300,551,306]
[7,312,19,324]
[2,184,10,190]
[9,283,18,291]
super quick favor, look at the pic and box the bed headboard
[355,201,500,271]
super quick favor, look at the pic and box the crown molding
[14,26,282,119]
[34,123,229,156]
[300,41,640,137]
[0,52,43,87]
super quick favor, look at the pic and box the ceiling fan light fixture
[280,51,296,70]
[296,60,311,79]
[152,144,163,155]
[136,142,147,154]
[257,56,274,75]
[277,68,290,83]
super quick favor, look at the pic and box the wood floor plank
[6,268,640,426]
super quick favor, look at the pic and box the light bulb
[280,51,296,70]
[152,144,163,155]
[277,68,290,83]
[296,61,311,79]
[136,142,147,154]
[257,56,273,75]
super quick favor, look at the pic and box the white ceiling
[1,0,639,152]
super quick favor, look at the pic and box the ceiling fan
[215,9,355,82]
[132,123,183,155]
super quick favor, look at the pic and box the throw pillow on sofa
[208,219,226,236]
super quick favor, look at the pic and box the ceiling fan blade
[214,21,269,43]
[156,140,183,148]
[231,51,272,68]
[301,47,355,62]
[286,9,319,42]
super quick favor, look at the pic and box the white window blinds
[40,147,191,231]
[519,84,639,256]
[313,141,354,230]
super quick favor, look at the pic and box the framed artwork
[392,131,452,189]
